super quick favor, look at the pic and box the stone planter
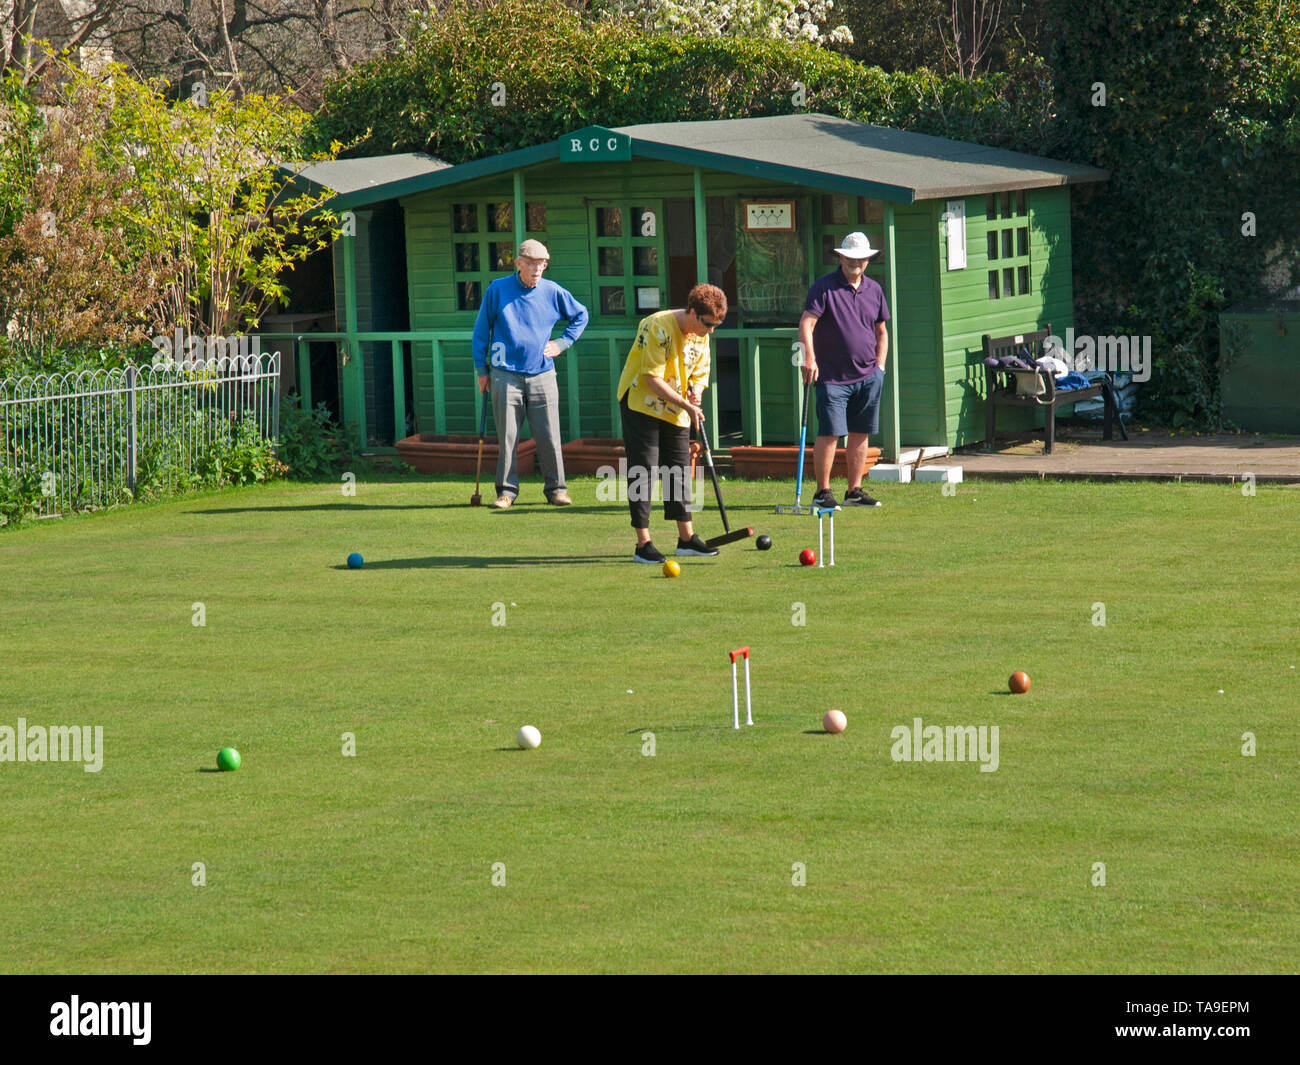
[729,445,881,481]
[396,434,535,475]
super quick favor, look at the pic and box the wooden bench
[983,325,1128,454]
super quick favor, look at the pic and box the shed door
[587,201,667,320]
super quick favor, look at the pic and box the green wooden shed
[274,113,1108,458]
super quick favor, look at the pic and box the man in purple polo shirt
[798,231,891,509]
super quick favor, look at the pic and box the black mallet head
[705,526,755,549]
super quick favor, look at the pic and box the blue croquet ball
[756,535,772,550]
[347,552,364,569]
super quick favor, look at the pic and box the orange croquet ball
[1009,671,1031,694]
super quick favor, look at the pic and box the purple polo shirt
[803,269,891,384]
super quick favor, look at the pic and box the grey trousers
[491,366,566,500]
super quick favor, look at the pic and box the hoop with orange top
[730,647,753,729]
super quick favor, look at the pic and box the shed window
[451,200,549,311]
[589,201,664,318]
[985,191,1031,300]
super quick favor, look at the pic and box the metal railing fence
[1,353,280,520]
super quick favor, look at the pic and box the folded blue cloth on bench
[1054,372,1092,391]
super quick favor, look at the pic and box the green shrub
[0,457,42,528]
[276,400,355,480]
[196,415,287,487]
[306,0,1053,162]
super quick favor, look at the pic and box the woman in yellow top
[615,283,728,563]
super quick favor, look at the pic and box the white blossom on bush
[600,0,853,47]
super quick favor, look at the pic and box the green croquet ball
[217,747,241,772]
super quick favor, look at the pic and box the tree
[1,0,123,83]
[109,0,432,106]
[0,56,345,362]
[0,60,156,365]
[1047,0,1300,427]
[939,0,1003,78]
[833,0,1045,75]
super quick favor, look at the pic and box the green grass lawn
[2,472,1297,973]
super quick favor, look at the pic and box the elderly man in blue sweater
[473,239,589,508]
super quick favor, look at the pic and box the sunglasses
[698,317,721,329]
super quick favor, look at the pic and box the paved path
[952,429,1300,483]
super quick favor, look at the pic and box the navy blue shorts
[815,369,885,437]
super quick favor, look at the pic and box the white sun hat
[833,232,882,260]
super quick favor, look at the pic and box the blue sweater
[471,274,589,376]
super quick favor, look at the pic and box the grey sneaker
[843,487,881,507]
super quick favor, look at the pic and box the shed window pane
[453,204,477,233]
[987,232,999,261]
[598,247,624,276]
[1003,268,1015,298]
[1001,229,1014,258]
[455,243,479,272]
[822,194,850,225]
[988,271,1000,299]
[1016,190,1027,216]
[631,206,655,237]
[526,202,547,232]
[488,203,513,233]
[458,281,480,310]
[1017,227,1029,256]
[600,286,626,315]
[986,194,997,220]
[596,207,622,238]
[1001,192,1012,218]
[858,197,883,224]
[1018,266,1030,294]
[633,245,658,276]
[490,242,514,271]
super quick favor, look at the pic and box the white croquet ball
[516,725,542,749]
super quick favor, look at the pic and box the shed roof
[613,114,1109,201]
[306,114,1107,208]
[283,152,450,198]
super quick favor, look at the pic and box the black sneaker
[675,533,719,557]
[843,487,882,507]
[811,488,841,511]
[634,541,666,564]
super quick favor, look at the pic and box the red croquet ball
[1009,671,1031,694]
[799,548,816,566]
